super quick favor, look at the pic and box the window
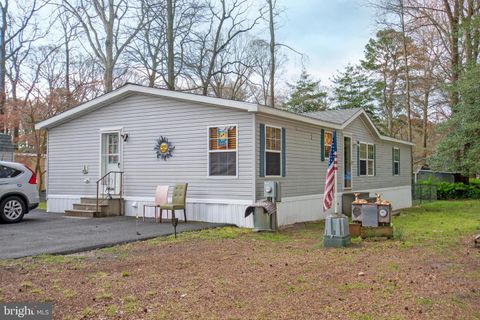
[265,126,282,176]
[393,147,400,175]
[324,131,333,157]
[0,165,22,179]
[208,125,237,176]
[359,142,375,176]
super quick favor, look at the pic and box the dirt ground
[1,220,479,320]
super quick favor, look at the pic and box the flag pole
[334,159,338,215]
[334,131,338,216]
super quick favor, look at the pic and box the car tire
[0,196,26,223]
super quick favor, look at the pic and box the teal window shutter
[357,143,360,176]
[398,148,400,175]
[281,127,286,177]
[373,144,376,176]
[392,147,395,176]
[259,124,265,177]
[320,129,325,161]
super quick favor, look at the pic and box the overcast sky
[276,0,377,86]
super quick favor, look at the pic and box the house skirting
[275,185,412,225]
[124,197,254,228]
[46,195,254,228]
[277,194,326,226]
[351,185,412,210]
[46,185,411,228]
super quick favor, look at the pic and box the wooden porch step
[64,209,116,218]
[66,197,124,217]
[64,209,97,218]
[73,203,108,211]
[80,196,122,204]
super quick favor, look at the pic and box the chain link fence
[413,183,437,204]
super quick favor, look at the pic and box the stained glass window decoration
[209,126,237,176]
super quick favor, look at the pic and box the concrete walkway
[0,210,227,259]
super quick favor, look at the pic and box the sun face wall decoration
[154,136,175,161]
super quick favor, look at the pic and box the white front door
[101,131,122,195]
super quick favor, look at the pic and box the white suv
[0,161,40,223]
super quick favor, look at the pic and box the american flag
[323,130,337,212]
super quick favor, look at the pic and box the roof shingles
[303,108,362,125]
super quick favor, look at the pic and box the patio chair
[160,183,188,223]
[143,185,169,223]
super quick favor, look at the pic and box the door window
[102,132,120,175]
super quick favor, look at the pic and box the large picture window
[393,147,400,175]
[359,142,375,176]
[265,126,282,176]
[208,125,237,176]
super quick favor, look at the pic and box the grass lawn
[1,200,480,319]
[38,201,46,210]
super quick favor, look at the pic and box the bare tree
[187,0,264,95]
[266,0,276,107]
[210,35,257,100]
[63,0,145,92]
[400,0,469,111]
[0,0,46,132]
[128,0,201,89]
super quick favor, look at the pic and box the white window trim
[343,134,353,190]
[324,130,333,158]
[264,124,283,178]
[207,124,239,179]
[393,147,400,176]
[359,141,375,177]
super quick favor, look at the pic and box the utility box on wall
[264,181,281,202]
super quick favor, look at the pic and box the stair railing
[96,171,124,214]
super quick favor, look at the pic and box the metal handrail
[96,171,124,214]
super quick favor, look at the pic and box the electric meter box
[264,181,281,202]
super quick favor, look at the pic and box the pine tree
[286,69,327,113]
[429,64,480,176]
[331,64,379,118]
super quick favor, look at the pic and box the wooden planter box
[360,226,394,239]
[349,223,361,237]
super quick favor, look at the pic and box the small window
[359,142,374,176]
[265,126,282,176]
[393,147,400,175]
[208,126,237,176]
[0,165,22,179]
[324,131,333,157]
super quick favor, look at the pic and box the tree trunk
[443,0,461,111]
[268,0,275,108]
[422,91,429,159]
[166,0,175,90]
[104,0,115,93]
[0,2,7,133]
[399,0,412,142]
[64,28,72,106]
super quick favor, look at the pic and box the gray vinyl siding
[255,113,411,200]
[47,93,254,200]
[343,116,411,189]
[255,114,343,199]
